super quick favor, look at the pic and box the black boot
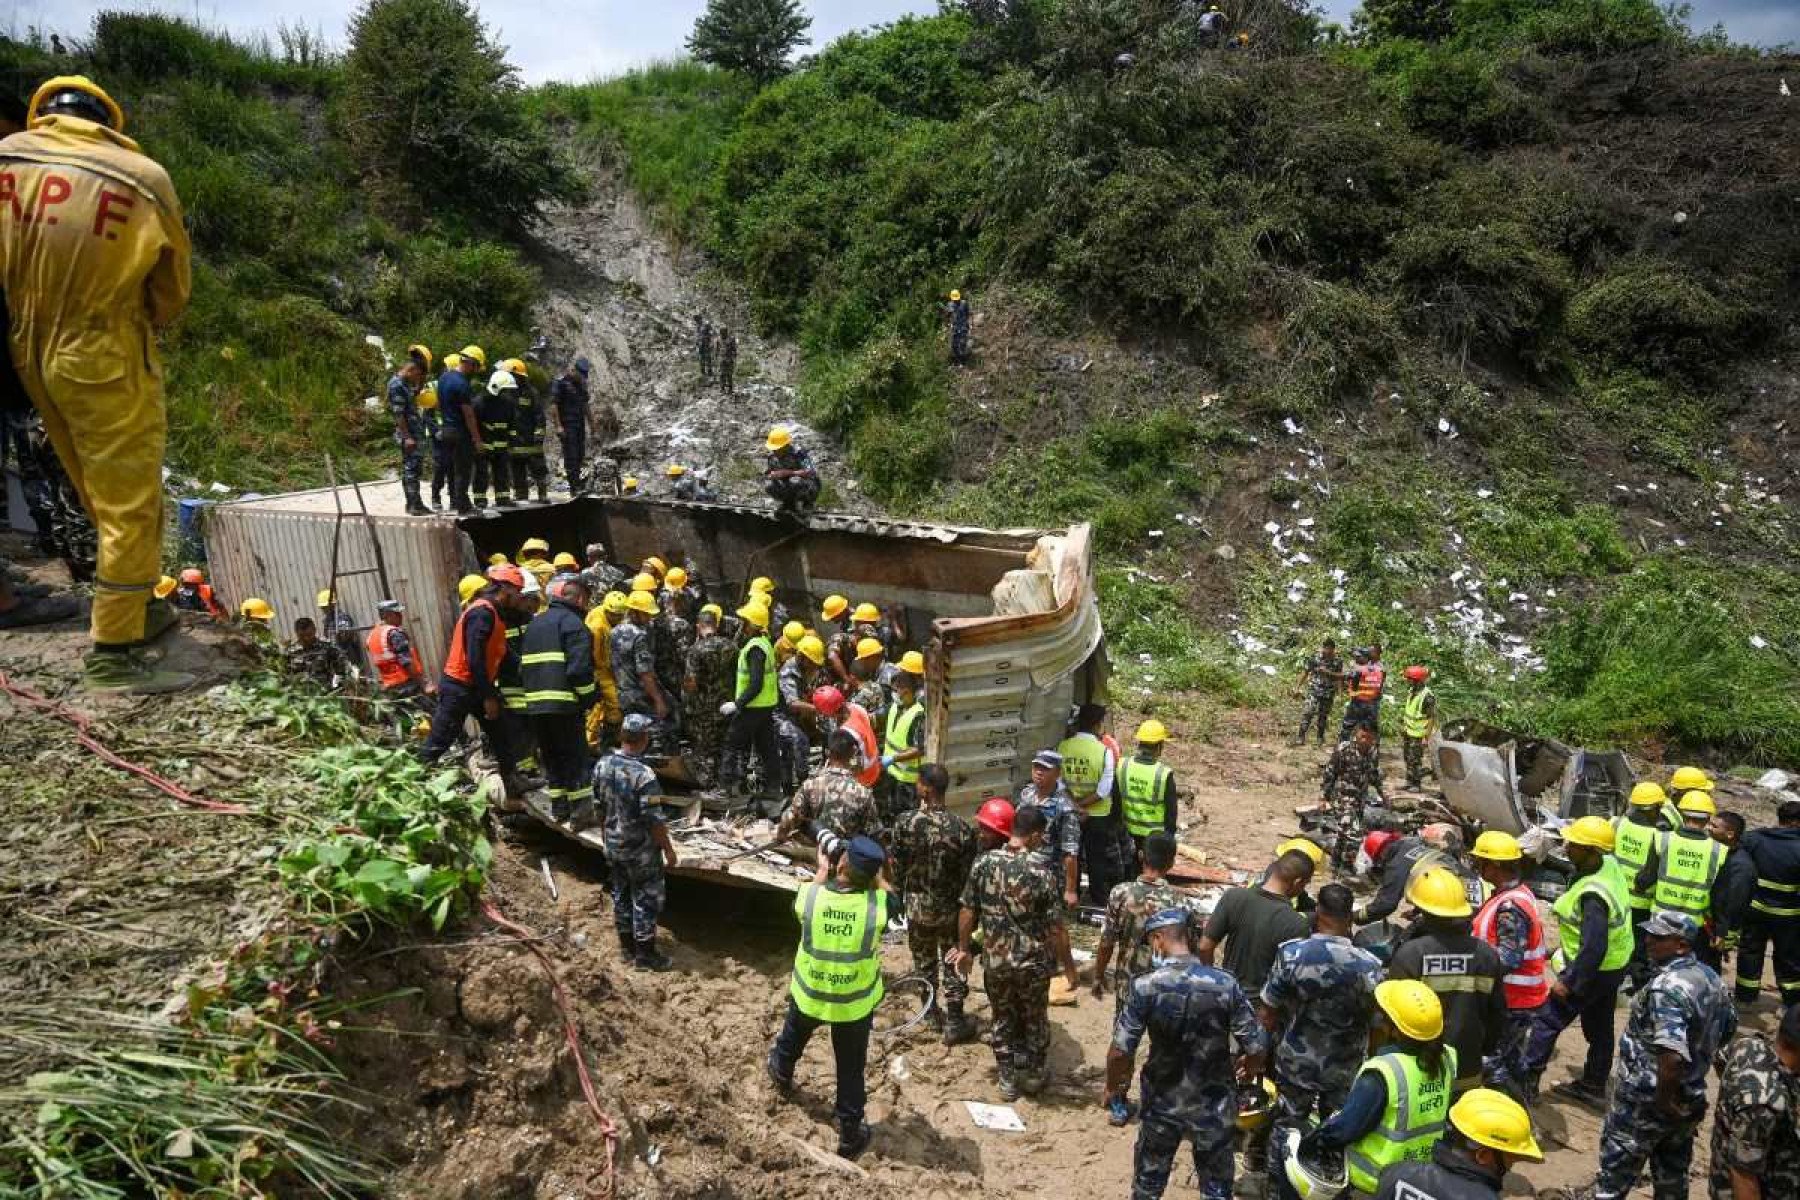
[634,938,673,971]
[536,480,549,503]
[942,1005,976,1045]
[616,928,636,957]
[835,1120,872,1161]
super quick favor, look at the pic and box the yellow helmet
[458,345,487,371]
[898,650,927,675]
[1406,866,1473,918]
[765,426,792,452]
[750,576,776,595]
[407,343,434,371]
[239,597,274,622]
[1448,1088,1543,1161]
[443,353,463,371]
[626,590,659,616]
[1669,765,1714,793]
[1629,781,1669,808]
[458,574,488,605]
[1136,719,1169,744]
[1677,789,1717,816]
[602,591,629,616]
[950,289,962,302]
[852,602,882,624]
[666,464,687,477]
[665,566,689,590]
[1375,979,1444,1041]
[552,552,579,569]
[154,574,178,600]
[488,552,510,566]
[737,602,770,629]
[315,588,334,608]
[1563,815,1616,851]
[782,620,806,644]
[1277,837,1325,867]
[519,537,551,559]
[1471,831,1522,862]
[855,637,885,661]
[631,572,659,594]
[821,594,849,621]
[643,556,668,578]
[700,602,724,621]
[622,476,639,493]
[417,381,439,410]
[1236,1077,1277,1134]
[28,75,125,131]
[501,357,528,376]
[797,635,827,666]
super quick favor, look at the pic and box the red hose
[0,671,247,814]
[481,896,621,1198]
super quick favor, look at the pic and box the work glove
[719,701,738,717]
[880,753,896,768]
[818,830,843,860]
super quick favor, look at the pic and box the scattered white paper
[965,1102,1026,1132]
[1750,635,1769,649]
[209,481,232,494]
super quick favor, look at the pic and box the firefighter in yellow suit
[0,76,192,692]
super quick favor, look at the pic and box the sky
[12,0,1798,83]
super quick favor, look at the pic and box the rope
[481,896,620,1198]
[0,671,247,814]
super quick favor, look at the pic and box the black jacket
[520,599,596,715]
[1373,1143,1503,1200]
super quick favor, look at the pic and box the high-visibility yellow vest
[1119,756,1172,838]
[735,636,778,709]
[1402,687,1434,738]
[1551,857,1634,972]
[789,882,888,1022]
[1653,830,1727,917]
[1345,1047,1460,1193]
[885,701,924,785]
[1612,816,1662,909]
[1058,733,1112,816]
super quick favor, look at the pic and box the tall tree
[686,0,813,85]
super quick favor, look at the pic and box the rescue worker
[1711,1003,1800,1200]
[1516,815,1633,1105]
[315,588,360,667]
[1300,980,1456,1196]
[695,316,714,384]
[1615,780,1675,985]
[1740,798,1800,1009]
[766,834,889,1161]
[849,635,891,721]
[1370,1089,1543,1200]
[0,76,193,692]
[1061,702,1130,906]
[653,584,694,704]
[522,574,596,823]
[819,593,853,684]
[285,616,348,689]
[503,357,549,504]
[1322,724,1387,817]
[952,803,1080,1100]
[880,652,927,821]
[1105,907,1267,1200]
[472,368,517,508]
[1339,647,1385,743]
[1016,749,1083,910]
[666,463,689,497]
[584,590,626,750]
[1197,2,1227,46]
[763,426,820,514]
[1199,853,1311,994]
[1594,910,1734,1200]
[1637,790,1729,931]
[1118,719,1178,862]
[719,601,781,802]
[776,728,881,849]
[420,564,530,797]
[423,372,449,510]
[890,764,979,1041]
[170,567,224,618]
[1708,809,1754,973]
[944,289,971,366]
[1467,832,1548,1090]
[1294,638,1345,746]
[778,631,826,730]
[549,358,590,495]
[1667,764,1713,827]
[815,685,883,793]
[611,585,670,729]
[438,347,485,514]
[1399,666,1437,790]
[1093,833,1193,1124]
[718,328,737,396]
[587,713,679,970]
[388,345,432,515]
[1387,868,1505,1094]
[680,607,736,786]
[580,542,624,598]
[1354,829,1434,926]
[1259,883,1384,1200]
[365,599,434,712]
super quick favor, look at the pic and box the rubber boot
[134,600,179,645]
[84,648,195,695]
[616,928,636,957]
[835,1120,872,1161]
[634,938,673,971]
[942,1005,976,1046]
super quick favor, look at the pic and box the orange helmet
[486,564,525,589]
[1404,665,1429,683]
[179,568,204,585]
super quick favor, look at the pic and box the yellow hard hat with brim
[240,598,274,621]
[154,575,177,600]
[855,637,885,660]
[1629,781,1668,807]
[782,620,806,643]
[798,635,827,666]
[1448,1088,1542,1160]
[602,591,629,616]
[666,567,689,589]
[1374,979,1443,1041]
[737,602,770,628]
[1276,836,1325,867]
[852,602,881,624]
[822,594,849,621]
[459,345,487,371]
[627,590,659,616]
[29,75,125,131]
[1562,815,1616,852]
[1406,865,1473,918]
[1136,719,1169,744]
[1471,830,1521,862]
[766,426,792,452]
[1677,789,1717,816]
[458,574,487,605]
[316,589,334,608]
[898,650,926,675]
[1669,765,1714,792]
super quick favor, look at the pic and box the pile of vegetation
[550,0,1799,762]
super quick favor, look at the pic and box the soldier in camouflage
[1093,833,1192,1014]
[1711,1005,1800,1200]
[283,616,349,690]
[1321,724,1386,812]
[1016,749,1083,909]
[775,729,881,846]
[1293,638,1344,747]
[953,803,1080,1101]
[1258,882,1385,1199]
[889,764,979,1042]
[681,608,736,787]
[653,588,693,700]
[580,543,626,598]
[1105,907,1268,1200]
[610,598,670,723]
[584,714,680,971]
[1595,910,1736,1200]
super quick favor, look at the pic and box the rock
[1214,544,1236,561]
[1757,769,1792,792]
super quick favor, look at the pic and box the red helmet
[976,797,1015,839]
[179,568,204,585]
[811,685,845,717]
[486,564,525,589]
[1404,665,1429,683]
[1361,830,1399,863]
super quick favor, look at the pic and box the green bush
[91,11,335,93]
[370,238,539,329]
[1384,219,1571,360]
[1362,42,1550,148]
[1566,263,1744,375]
[804,338,952,504]
[1272,278,1405,407]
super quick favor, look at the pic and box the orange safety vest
[365,622,415,690]
[1471,882,1549,1010]
[842,703,882,788]
[1352,664,1386,702]
[443,598,507,688]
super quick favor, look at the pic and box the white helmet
[487,369,518,396]
[1282,1127,1347,1200]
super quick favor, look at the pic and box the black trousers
[430,438,453,504]
[421,678,518,774]
[446,431,476,512]
[531,710,589,812]
[723,705,780,794]
[769,998,872,1129]
[560,425,586,493]
[473,445,511,502]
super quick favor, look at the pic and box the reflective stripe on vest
[365,624,413,689]
[1653,830,1726,917]
[885,702,924,785]
[1471,883,1549,1009]
[789,883,888,1023]
[1612,816,1662,908]
[1752,876,1800,918]
[1119,757,1172,838]
[443,598,507,688]
[1351,665,1386,703]
[1402,687,1433,738]
[1345,1048,1459,1193]
[1551,857,1634,972]
[736,636,779,709]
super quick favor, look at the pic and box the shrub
[1565,263,1744,375]
[91,11,334,93]
[370,238,539,329]
[803,338,952,504]
[1384,219,1571,361]
[1272,278,1405,407]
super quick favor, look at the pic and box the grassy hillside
[0,14,541,492]
[549,2,1800,763]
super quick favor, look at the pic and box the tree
[686,0,813,85]
[343,0,575,232]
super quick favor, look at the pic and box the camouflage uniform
[1711,1034,1800,1200]
[786,766,880,843]
[581,561,626,598]
[891,806,978,1010]
[1100,878,1193,1011]
[610,620,658,717]
[1016,781,1082,892]
[961,845,1065,1083]
[11,412,96,580]
[1115,955,1267,1200]
[586,748,667,944]
[1295,653,1343,745]
[387,372,427,511]
[1596,953,1736,1200]
[851,677,889,724]
[696,318,713,384]
[653,612,692,700]
[284,639,349,689]
[682,630,736,786]
[1320,740,1385,810]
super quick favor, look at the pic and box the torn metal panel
[1432,719,1637,832]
